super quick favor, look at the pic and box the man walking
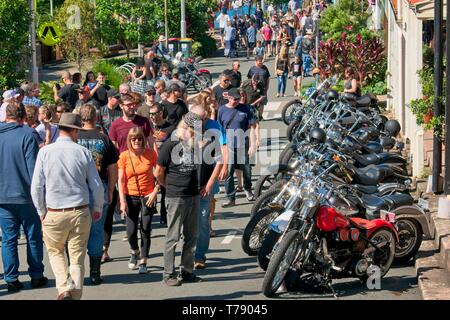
[246,21,257,59]
[230,61,242,88]
[161,83,189,135]
[212,72,233,107]
[31,112,104,300]
[98,89,123,135]
[155,113,202,286]
[0,103,48,292]
[78,104,119,285]
[217,88,257,207]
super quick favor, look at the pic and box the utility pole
[164,0,168,47]
[432,0,444,194]
[445,0,450,195]
[30,0,38,83]
[50,0,53,16]
[181,0,186,38]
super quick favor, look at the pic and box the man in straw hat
[31,112,104,300]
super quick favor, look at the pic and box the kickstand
[327,282,338,299]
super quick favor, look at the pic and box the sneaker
[276,93,280,97]
[138,264,147,274]
[235,186,244,192]
[122,236,128,241]
[31,276,48,289]
[180,271,203,283]
[164,276,182,286]
[245,190,255,201]
[294,92,298,97]
[210,228,217,238]
[128,252,138,270]
[221,199,236,208]
[219,186,226,194]
[194,261,206,270]
[7,280,24,292]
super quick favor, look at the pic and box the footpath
[413,181,450,299]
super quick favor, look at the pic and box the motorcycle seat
[356,96,372,107]
[360,193,387,211]
[353,165,393,186]
[382,193,414,209]
[364,142,383,154]
[376,152,407,164]
[353,153,380,167]
[353,184,379,194]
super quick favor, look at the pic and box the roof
[389,0,447,20]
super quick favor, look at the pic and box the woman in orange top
[118,127,159,274]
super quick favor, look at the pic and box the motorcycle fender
[366,220,399,243]
[260,164,291,176]
[270,210,295,234]
[392,205,434,239]
[196,69,210,75]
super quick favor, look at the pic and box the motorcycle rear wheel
[241,207,282,256]
[262,230,301,297]
[287,120,300,142]
[394,218,422,263]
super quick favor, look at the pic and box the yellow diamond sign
[37,21,61,46]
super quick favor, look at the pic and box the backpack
[302,37,314,53]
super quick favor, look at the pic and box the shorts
[263,40,271,47]
[271,40,277,46]
[248,42,256,50]
[293,75,302,79]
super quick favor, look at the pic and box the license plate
[380,210,396,223]
[418,198,429,211]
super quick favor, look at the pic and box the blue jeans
[87,180,108,257]
[225,147,252,201]
[0,203,44,282]
[302,53,312,76]
[195,193,214,262]
[277,72,288,95]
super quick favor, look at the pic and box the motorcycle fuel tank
[316,206,350,232]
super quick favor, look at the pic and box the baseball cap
[227,88,241,100]
[2,90,20,101]
[107,89,120,98]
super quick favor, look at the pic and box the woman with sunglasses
[118,127,159,274]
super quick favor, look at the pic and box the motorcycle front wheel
[262,230,301,297]
[193,74,212,92]
[241,207,282,256]
[281,100,302,125]
[364,228,396,280]
[258,229,281,271]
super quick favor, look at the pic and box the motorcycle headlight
[303,197,318,208]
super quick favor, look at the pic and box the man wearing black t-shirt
[78,104,119,286]
[230,61,242,88]
[53,71,80,111]
[212,72,232,107]
[98,89,123,135]
[90,73,111,107]
[247,56,271,95]
[155,114,202,286]
[161,83,188,135]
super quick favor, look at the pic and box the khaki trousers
[42,207,91,300]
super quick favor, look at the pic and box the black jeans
[125,195,155,259]
[103,187,118,249]
[160,186,167,218]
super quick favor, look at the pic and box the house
[384,0,447,178]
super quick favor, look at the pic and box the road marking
[221,231,241,244]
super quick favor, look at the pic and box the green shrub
[39,81,58,104]
[91,60,127,88]
[192,35,217,58]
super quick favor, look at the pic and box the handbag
[128,150,155,216]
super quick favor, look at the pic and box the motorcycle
[172,52,212,92]
[261,171,398,297]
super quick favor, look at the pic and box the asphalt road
[0,48,420,300]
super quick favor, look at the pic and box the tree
[0,1,31,88]
[319,0,375,41]
[55,0,100,71]
[95,0,215,59]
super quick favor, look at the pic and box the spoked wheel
[254,174,276,199]
[241,207,283,256]
[281,100,302,125]
[394,218,422,263]
[365,228,396,279]
[193,74,212,92]
[250,185,285,216]
[258,229,281,271]
[287,121,300,142]
[262,230,301,297]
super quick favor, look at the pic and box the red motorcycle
[261,176,398,297]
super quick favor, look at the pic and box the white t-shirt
[35,123,59,144]
[216,13,231,29]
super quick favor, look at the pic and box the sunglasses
[131,137,144,142]
[223,79,230,83]
[122,102,137,107]
[149,111,161,117]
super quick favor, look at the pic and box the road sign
[37,21,61,46]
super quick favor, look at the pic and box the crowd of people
[0,0,335,301]
[213,0,328,98]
